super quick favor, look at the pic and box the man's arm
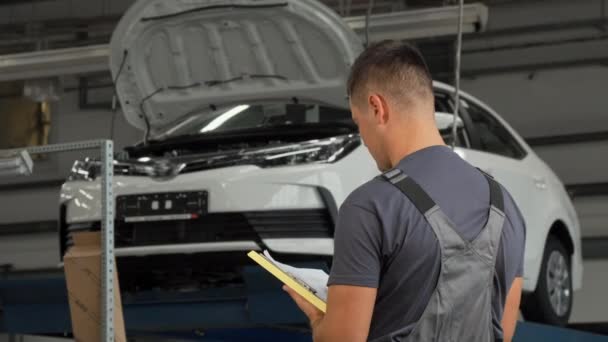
[284,284,377,342]
[501,277,523,342]
[285,200,383,341]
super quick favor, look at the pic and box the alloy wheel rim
[546,250,571,316]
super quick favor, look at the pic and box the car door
[456,95,540,234]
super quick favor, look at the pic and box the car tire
[521,236,573,326]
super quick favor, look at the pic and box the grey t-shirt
[327,145,526,341]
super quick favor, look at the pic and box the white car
[59,0,582,326]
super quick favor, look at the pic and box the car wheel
[521,236,573,326]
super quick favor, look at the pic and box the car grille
[61,209,333,254]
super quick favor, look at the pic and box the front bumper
[60,163,349,257]
[61,205,335,257]
[62,164,339,222]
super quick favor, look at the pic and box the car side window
[462,99,527,159]
[434,92,453,113]
[439,118,469,148]
[434,92,469,148]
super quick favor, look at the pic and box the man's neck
[387,122,446,168]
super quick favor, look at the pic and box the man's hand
[283,285,324,327]
[284,284,377,342]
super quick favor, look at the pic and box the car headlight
[68,158,140,181]
[67,134,361,180]
[252,134,361,168]
[68,158,171,181]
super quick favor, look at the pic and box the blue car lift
[1,269,607,342]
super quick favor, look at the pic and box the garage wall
[0,80,140,225]
[0,80,140,270]
[534,141,608,186]
[0,0,132,24]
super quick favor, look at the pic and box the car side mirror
[435,112,464,131]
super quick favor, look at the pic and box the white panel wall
[573,197,608,239]
[483,0,606,31]
[0,81,140,225]
[0,232,60,270]
[571,260,608,323]
[534,142,608,185]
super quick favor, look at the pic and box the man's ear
[368,94,390,125]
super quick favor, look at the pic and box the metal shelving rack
[2,139,115,341]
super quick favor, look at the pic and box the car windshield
[159,102,354,139]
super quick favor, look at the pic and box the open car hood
[109,0,363,133]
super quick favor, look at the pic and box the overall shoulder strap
[477,169,504,212]
[382,168,436,215]
[470,168,507,265]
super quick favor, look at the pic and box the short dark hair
[347,40,433,107]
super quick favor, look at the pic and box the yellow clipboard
[247,250,327,313]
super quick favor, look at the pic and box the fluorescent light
[345,3,488,41]
[0,44,110,82]
[137,157,151,162]
[0,150,34,178]
[200,105,250,133]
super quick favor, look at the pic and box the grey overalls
[377,167,506,342]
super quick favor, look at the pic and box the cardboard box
[64,232,127,342]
